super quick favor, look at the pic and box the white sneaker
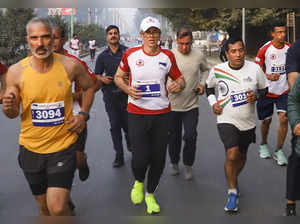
[184,165,193,180]
[170,164,179,176]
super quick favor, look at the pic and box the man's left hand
[246,90,257,103]
[66,114,87,133]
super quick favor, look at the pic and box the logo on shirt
[159,62,167,67]
[270,53,276,60]
[58,81,63,87]
[243,76,253,82]
[218,80,229,96]
[57,162,64,167]
[136,59,144,67]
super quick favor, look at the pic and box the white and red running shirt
[119,45,182,115]
[69,38,80,50]
[255,41,290,97]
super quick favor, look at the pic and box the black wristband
[79,111,90,121]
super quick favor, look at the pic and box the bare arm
[72,62,95,114]
[114,67,141,100]
[2,65,21,118]
[288,72,299,89]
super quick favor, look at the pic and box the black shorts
[217,123,256,153]
[76,127,88,152]
[18,143,77,195]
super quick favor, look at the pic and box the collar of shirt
[105,44,127,56]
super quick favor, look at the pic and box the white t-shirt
[119,45,182,115]
[255,41,290,97]
[70,38,80,50]
[89,40,96,50]
[206,60,268,131]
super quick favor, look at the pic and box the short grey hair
[26,17,53,35]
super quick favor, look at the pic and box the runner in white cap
[114,16,185,215]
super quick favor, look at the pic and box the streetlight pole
[242,8,246,47]
[70,8,74,39]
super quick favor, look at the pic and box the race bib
[230,91,248,107]
[31,101,65,126]
[135,80,161,97]
[271,64,285,75]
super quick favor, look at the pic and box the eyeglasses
[144,30,161,37]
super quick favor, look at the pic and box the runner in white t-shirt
[88,39,96,62]
[69,33,81,56]
[114,16,185,215]
[255,24,290,165]
[206,36,268,213]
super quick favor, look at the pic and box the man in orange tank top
[2,17,95,216]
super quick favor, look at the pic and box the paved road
[0,44,293,216]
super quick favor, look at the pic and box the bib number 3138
[31,101,65,126]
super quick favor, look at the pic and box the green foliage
[47,15,69,39]
[74,23,106,49]
[153,8,296,55]
[0,8,35,65]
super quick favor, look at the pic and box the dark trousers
[128,113,170,193]
[103,92,129,159]
[219,48,227,62]
[168,108,199,166]
[286,134,300,201]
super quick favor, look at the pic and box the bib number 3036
[31,101,65,126]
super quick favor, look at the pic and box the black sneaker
[113,156,124,168]
[69,200,76,216]
[285,204,296,216]
[79,163,90,181]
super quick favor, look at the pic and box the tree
[153,8,295,55]
[74,23,106,50]
[0,8,35,65]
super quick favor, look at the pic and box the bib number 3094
[31,101,65,126]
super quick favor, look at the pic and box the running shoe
[273,149,288,166]
[259,144,271,159]
[184,165,193,180]
[285,204,296,216]
[224,193,239,212]
[131,181,144,204]
[170,163,179,176]
[145,193,160,214]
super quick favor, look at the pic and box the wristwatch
[78,111,90,122]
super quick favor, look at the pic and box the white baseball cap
[140,16,161,32]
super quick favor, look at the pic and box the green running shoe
[131,181,144,204]
[145,193,160,214]
[273,149,288,166]
[259,144,271,159]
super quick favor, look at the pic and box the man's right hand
[266,73,280,81]
[2,92,16,111]
[98,75,113,85]
[212,103,223,115]
[127,86,141,100]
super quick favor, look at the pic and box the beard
[30,45,53,59]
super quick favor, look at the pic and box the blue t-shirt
[95,44,127,94]
[286,39,300,75]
